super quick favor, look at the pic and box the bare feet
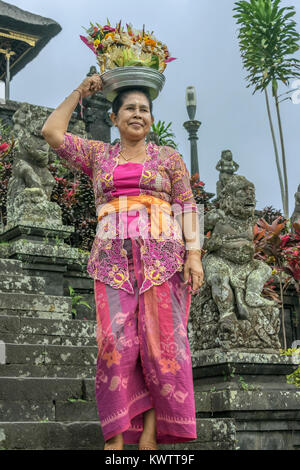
[139,408,158,450]
[104,433,124,450]
[139,431,158,450]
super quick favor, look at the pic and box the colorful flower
[81,20,176,74]
[91,26,99,37]
[280,234,290,247]
[103,25,116,32]
[0,142,9,153]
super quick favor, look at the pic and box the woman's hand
[184,252,204,294]
[76,74,103,99]
[41,74,103,149]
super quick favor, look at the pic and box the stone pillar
[183,120,201,177]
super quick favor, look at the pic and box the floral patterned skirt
[94,238,197,444]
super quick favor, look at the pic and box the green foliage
[68,285,92,317]
[0,146,14,230]
[233,0,300,219]
[48,161,97,253]
[287,367,300,387]
[233,0,300,94]
[67,398,87,403]
[239,376,250,391]
[151,120,178,148]
[0,118,12,143]
[280,347,300,356]
[280,348,300,387]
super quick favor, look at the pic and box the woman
[42,74,204,450]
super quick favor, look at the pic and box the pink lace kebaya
[52,132,200,295]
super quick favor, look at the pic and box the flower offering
[80,20,176,74]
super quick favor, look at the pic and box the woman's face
[111,92,154,142]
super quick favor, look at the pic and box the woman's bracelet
[73,88,82,99]
[73,89,84,118]
[186,248,202,256]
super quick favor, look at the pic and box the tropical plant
[259,205,283,224]
[253,216,300,348]
[0,121,15,230]
[280,348,300,388]
[151,120,178,148]
[190,173,215,213]
[68,285,92,317]
[233,0,300,219]
[0,119,14,161]
[48,161,97,253]
[0,159,12,230]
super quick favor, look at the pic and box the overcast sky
[3,0,300,216]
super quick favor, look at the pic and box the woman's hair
[112,87,153,117]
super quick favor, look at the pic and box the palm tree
[233,0,300,220]
[150,120,178,148]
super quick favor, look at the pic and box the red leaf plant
[253,216,300,349]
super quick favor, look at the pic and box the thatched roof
[0,0,61,80]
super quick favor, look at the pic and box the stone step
[0,316,96,346]
[0,274,46,294]
[0,398,98,422]
[0,363,96,378]
[0,343,97,369]
[0,377,86,402]
[0,258,23,275]
[0,293,73,319]
[0,418,236,450]
[0,309,70,320]
[0,421,103,450]
[0,332,95,347]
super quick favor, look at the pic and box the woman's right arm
[41,74,103,149]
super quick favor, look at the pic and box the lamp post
[183,86,201,178]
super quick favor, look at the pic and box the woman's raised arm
[41,74,102,149]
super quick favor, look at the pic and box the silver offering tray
[100,66,166,102]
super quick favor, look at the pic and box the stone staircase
[0,258,236,450]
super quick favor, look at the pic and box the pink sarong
[94,238,197,444]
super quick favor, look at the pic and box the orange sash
[97,195,174,239]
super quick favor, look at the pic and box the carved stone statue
[5,103,56,227]
[5,103,86,229]
[215,150,239,199]
[188,175,281,352]
[291,184,300,230]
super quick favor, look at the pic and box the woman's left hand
[184,252,204,294]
